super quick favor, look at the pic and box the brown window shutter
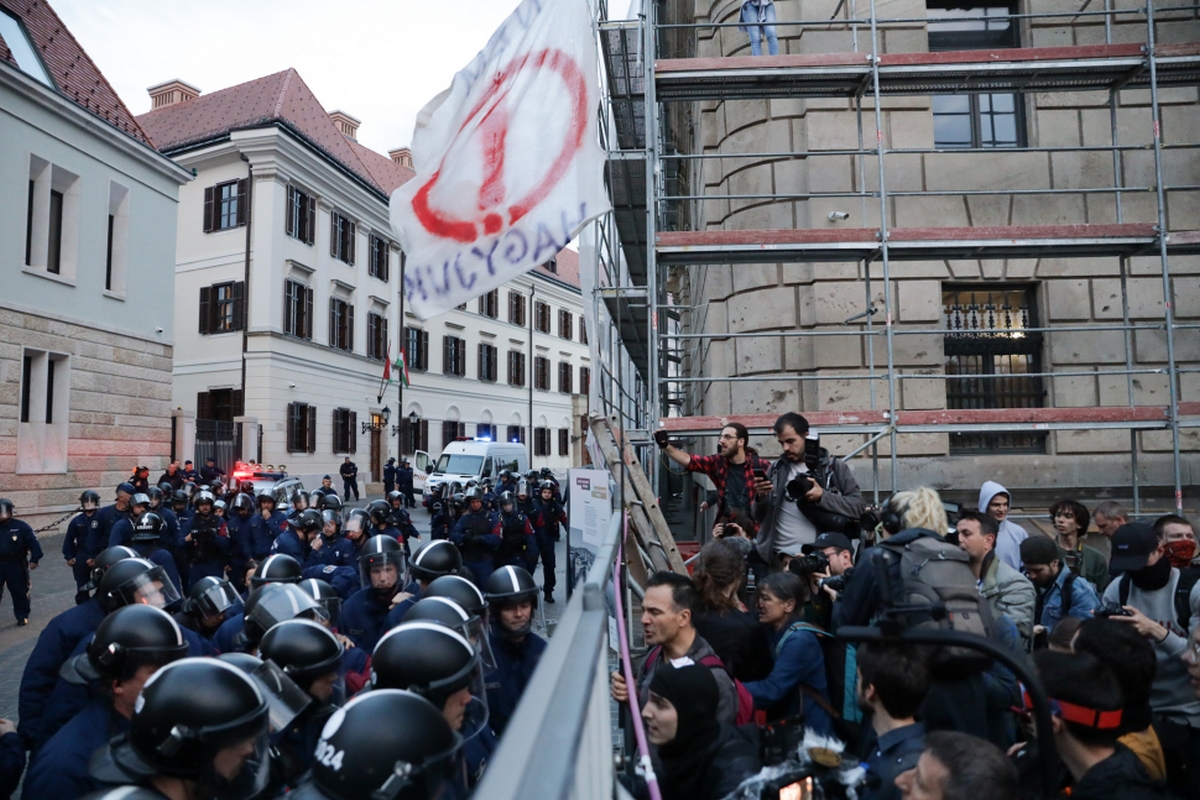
[197,391,212,420]
[285,186,295,237]
[347,305,355,351]
[349,412,357,454]
[198,286,212,334]
[231,389,244,417]
[203,186,215,233]
[304,287,314,339]
[286,403,296,451]
[307,405,317,453]
[305,195,315,244]
[232,281,245,331]
[330,213,339,258]
[348,223,356,266]
[236,179,249,226]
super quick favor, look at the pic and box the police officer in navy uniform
[22,604,188,799]
[398,458,416,508]
[65,490,102,605]
[199,455,225,484]
[483,565,547,736]
[272,508,322,569]
[451,488,501,589]
[224,493,255,591]
[95,483,135,557]
[383,457,398,495]
[0,499,41,627]
[247,491,287,565]
[495,491,537,571]
[340,536,407,652]
[184,491,230,590]
[532,480,567,603]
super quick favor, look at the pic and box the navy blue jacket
[63,512,100,561]
[311,536,358,571]
[382,581,424,630]
[156,507,182,550]
[22,699,128,800]
[301,564,361,599]
[0,732,24,800]
[17,598,105,748]
[92,504,130,554]
[272,529,318,569]
[213,613,245,654]
[225,512,254,562]
[0,519,41,564]
[247,511,288,560]
[744,622,832,734]
[340,587,393,652]
[484,627,547,736]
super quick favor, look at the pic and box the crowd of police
[0,465,571,800]
[605,413,1200,800]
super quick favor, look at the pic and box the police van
[420,439,529,500]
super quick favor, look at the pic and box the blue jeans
[741,2,779,56]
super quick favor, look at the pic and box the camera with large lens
[859,507,882,531]
[788,550,830,576]
[785,474,814,501]
[819,574,846,592]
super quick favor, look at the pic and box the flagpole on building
[398,253,406,457]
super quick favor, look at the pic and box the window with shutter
[307,405,317,453]
[203,186,215,233]
[236,179,249,226]
[304,287,314,339]
[231,281,245,331]
[231,390,244,418]
[558,428,570,456]
[197,391,212,421]
[286,186,296,237]
[198,286,212,334]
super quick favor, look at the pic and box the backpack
[1118,567,1200,631]
[644,645,756,726]
[878,534,996,675]
[775,622,863,741]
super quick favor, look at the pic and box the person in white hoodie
[977,481,1029,572]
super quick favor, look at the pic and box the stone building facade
[660,0,1199,496]
[0,1,189,527]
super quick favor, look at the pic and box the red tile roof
[0,0,151,144]
[537,246,581,290]
[135,68,415,198]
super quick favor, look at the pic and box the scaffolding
[593,0,1200,518]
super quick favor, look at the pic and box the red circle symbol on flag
[411,48,590,244]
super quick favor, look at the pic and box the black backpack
[1118,566,1200,630]
[774,622,863,744]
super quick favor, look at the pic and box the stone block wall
[0,309,173,529]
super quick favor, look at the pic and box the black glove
[654,429,670,449]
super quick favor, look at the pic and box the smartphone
[753,469,767,481]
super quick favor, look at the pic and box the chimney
[329,111,360,140]
[147,79,201,109]
[388,147,413,168]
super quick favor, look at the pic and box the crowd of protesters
[610,413,1199,800]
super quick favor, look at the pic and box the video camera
[788,550,829,576]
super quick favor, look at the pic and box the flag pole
[398,253,406,457]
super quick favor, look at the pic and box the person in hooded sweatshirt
[978,480,1029,572]
[641,664,762,800]
[1034,648,1171,800]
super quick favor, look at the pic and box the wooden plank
[657,228,878,246]
[660,411,890,433]
[879,43,1145,66]
[887,223,1157,241]
[621,438,688,574]
[656,53,870,72]
[897,406,1170,425]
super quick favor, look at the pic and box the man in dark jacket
[383,458,397,495]
[753,413,866,568]
[1034,649,1171,799]
[339,457,359,501]
[398,459,416,508]
[0,500,42,627]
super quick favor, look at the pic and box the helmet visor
[252,659,313,731]
[197,724,272,800]
[196,582,241,619]
[118,566,181,609]
[359,550,409,595]
[82,498,99,512]
[342,512,364,536]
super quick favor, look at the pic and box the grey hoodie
[978,481,1029,572]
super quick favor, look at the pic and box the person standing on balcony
[739,0,779,56]
[655,422,771,528]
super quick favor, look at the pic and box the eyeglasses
[1183,639,1200,664]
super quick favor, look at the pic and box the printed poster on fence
[568,468,612,589]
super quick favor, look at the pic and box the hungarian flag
[389,0,609,319]
[394,350,411,387]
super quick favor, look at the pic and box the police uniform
[339,587,393,653]
[532,495,567,598]
[450,510,501,588]
[185,511,230,589]
[247,509,287,561]
[485,626,548,736]
[495,510,536,570]
[22,698,130,799]
[0,516,41,624]
[63,511,100,604]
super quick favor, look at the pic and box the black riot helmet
[171,489,190,510]
[322,508,346,540]
[298,578,342,627]
[499,468,512,482]
[498,491,517,514]
[88,545,139,590]
[62,604,188,685]
[287,690,462,800]
[77,787,166,800]
[80,490,101,512]
[256,491,277,510]
[386,490,405,505]
[97,557,181,612]
[158,481,174,494]
[402,597,473,631]
[539,479,555,493]
[423,576,495,670]
[540,467,554,478]
[249,553,302,588]
[185,575,240,621]
[370,623,481,712]
[291,489,310,510]
[192,490,216,510]
[464,487,484,506]
[409,540,463,583]
[366,499,392,525]
[91,658,271,796]
[258,619,344,694]
[147,487,164,510]
[130,493,151,511]
[240,583,323,650]
[315,493,344,514]
[130,512,164,543]
[358,536,408,598]
[294,509,324,536]
[216,652,265,675]
[486,565,539,607]
[231,493,254,514]
[516,479,530,499]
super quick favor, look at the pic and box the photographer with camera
[1019,535,1101,647]
[752,413,866,570]
[1102,521,1200,796]
[655,422,770,525]
[788,532,855,630]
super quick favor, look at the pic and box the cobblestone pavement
[0,496,568,724]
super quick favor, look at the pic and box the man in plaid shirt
[654,422,771,525]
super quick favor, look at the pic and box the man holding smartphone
[751,412,866,570]
[654,421,771,526]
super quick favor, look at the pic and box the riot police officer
[273,507,322,568]
[398,458,416,507]
[532,480,567,603]
[184,491,230,590]
[88,658,271,796]
[258,618,344,787]
[450,487,500,589]
[24,604,187,798]
[116,511,182,593]
[340,536,408,652]
[495,491,537,571]
[247,491,287,562]
[484,565,547,735]
[174,575,240,642]
[17,545,136,750]
[310,508,359,576]
[64,490,102,604]
[224,492,255,590]
[286,689,463,800]
[0,499,41,626]
[384,539,465,628]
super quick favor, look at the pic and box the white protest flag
[390,0,610,319]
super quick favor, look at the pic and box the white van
[422,440,529,499]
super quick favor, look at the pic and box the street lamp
[392,409,419,439]
[361,406,391,433]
